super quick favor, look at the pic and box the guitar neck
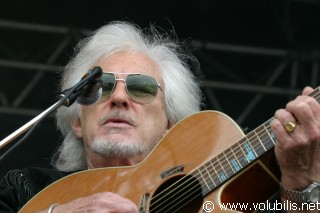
[193,86,320,196]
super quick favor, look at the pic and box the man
[0,21,320,212]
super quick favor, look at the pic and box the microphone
[59,66,103,106]
[76,67,103,105]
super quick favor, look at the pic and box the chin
[90,137,148,158]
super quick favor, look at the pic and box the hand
[47,192,138,213]
[271,86,320,189]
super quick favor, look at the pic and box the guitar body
[20,111,279,212]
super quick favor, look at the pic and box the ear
[71,118,83,138]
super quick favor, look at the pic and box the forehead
[95,51,161,79]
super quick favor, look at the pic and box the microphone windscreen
[76,67,103,105]
[76,87,102,105]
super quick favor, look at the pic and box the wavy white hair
[52,21,203,171]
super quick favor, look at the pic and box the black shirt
[0,167,74,212]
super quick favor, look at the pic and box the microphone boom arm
[0,100,63,149]
[0,66,102,151]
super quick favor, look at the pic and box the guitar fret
[265,125,276,145]
[229,145,244,170]
[209,160,223,184]
[217,153,233,178]
[214,156,228,182]
[223,151,235,173]
[264,120,276,146]
[313,89,320,103]
[248,131,264,156]
[257,123,273,150]
[237,139,251,164]
[249,137,259,157]
[203,163,217,187]
[197,167,210,191]
[217,155,228,181]
[243,137,258,160]
[254,129,266,151]
[198,162,217,192]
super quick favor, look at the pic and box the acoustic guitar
[18,107,287,213]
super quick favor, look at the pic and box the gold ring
[285,122,296,132]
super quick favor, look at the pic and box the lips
[103,117,134,128]
[99,112,136,128]
[107,118,131,124]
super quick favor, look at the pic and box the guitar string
[148,119,275,212]
[148,90,320,212]
[150,123,275,213]
[151,127,272,212]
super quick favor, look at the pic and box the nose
[108,81,130,108]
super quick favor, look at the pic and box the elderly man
[1,21,320,213]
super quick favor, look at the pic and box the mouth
[99,112,136,129]
[103,117,135,128]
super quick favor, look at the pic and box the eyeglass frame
[98,72,163,104]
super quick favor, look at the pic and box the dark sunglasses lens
[126,75,158,103]
[101,73,115,97]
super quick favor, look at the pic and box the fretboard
[193,86,320,196]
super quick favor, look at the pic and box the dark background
[0,0,320,178]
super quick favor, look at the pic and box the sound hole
[149,175,203,213]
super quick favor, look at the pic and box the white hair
[52,21,203,171]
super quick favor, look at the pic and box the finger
[273,109,303,143]
[286,96,320,126]
[274,108,297,126]
[302,86,314,96]
[100,192,138,212]
[271,117,291,146]
[272,116,309,151]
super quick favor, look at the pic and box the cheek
[81,105,101,122]
[79,107,100,138]
[143,106,169,132]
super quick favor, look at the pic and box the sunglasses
[99,72,163,104]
